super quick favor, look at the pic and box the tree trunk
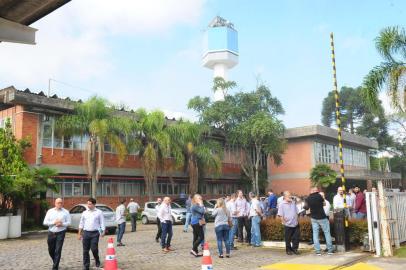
[90,140,97,199]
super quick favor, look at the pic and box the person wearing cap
[127,198,140,232]
[249,192,263,247]
[43,198,71,270]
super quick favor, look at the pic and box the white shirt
[249,198,261,217]
[333,194,345,209]
[323,200,331,216]
[127,202,140,214]
[157,203,172,223]
[79,208,105,232]
[115,204,126,224]
[226,200,237,218]
[155,203,162,220]
[235,198,247,217]
[43,207,71,233]
[277,196,284,208]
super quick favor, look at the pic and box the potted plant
[309,164,337,190]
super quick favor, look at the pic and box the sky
[0,0,405,128]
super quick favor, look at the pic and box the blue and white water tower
[203,16,239,101]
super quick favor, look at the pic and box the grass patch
[395,246,406,258]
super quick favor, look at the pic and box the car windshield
[174,200,186,207]
[203,200,214,208]
[96,205,113,212]
[171,202,181,209]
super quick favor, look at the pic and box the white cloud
[0,0,206,91]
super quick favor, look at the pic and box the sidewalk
[260,251,370,270]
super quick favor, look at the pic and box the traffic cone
[201,242,213,270]
[103,237,120,270]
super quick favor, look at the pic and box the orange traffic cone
[201,242,213,270]
[103,237,120,270]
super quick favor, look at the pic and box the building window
[315,142,367,168]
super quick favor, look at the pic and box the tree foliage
[0,120,57,215]
[321,86,393,150]
[362,26,406,112]
[310,164,337,189]
[167,121,222,194]
[55,96,131,198]
[189,78,286,194]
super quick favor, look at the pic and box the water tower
[203,16,239,101]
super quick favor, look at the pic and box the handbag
[199,218,206,226]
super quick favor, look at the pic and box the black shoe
[155,238,159,243]
[219,255,224,258]
[292,250,300,255]
[95,261,100,268]
[117,242,125,246]
[231,246,238,250]
[286,251,293,255]
[226,254,230,258]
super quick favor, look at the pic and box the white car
[141,202,186,225]
[68,204,117,234]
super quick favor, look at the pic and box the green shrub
[260,217,367,245]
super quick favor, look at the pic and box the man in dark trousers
[43,198,71,270]
[304,187,334,255]
[278,191,300,255]
[78,198,105,270]
[155,197,162,243]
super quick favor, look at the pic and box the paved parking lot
[0,222,293,270]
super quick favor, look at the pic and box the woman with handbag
[213,198,232,258]
[190,194,205,257]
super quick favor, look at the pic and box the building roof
[285,125,379,149]
[0,0,70,26]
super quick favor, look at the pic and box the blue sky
[0,0,405,128]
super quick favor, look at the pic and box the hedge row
[260,217,368,244]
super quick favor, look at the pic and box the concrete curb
[262,241,329,251]
[330,253,372,269]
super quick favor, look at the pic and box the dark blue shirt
[268,194,277,209]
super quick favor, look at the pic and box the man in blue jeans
[249,193,262,247]
[158,197,174,253]
[226,193,238,250]
[115,199,126,246]
[304,187,334,255]
[183,195,192,232]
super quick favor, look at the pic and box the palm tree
[363,26,406,112]
[129,109,171,201]
[168,121,222,195]
[55,97,130,198]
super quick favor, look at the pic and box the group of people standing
[42,185,370,269]
[43,197,140,270]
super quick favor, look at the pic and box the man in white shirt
[43,198,71,270]
[249,193,263,247]
[78,198,105,270]
[235,190,248,243]
[116,199,127,246]
[157,197,173,252]
[333,187,346,210]
[127,198,140,232]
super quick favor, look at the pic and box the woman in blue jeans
[212,198,231,258]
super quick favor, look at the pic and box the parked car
[141,202,186,225]
[172,198,215,222]
[208,199,218,206]
[68,204,117,234]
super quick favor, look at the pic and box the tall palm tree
[168,121,222,195]
[363,26,406,112]
[129,109,171,201]
[55,97,130,198]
